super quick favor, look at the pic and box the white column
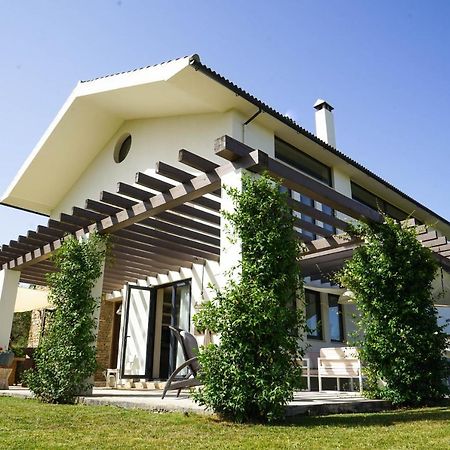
[219,169,247,285]
[91,259,105,340]
[84,253,105,394]
[0,269,21,349]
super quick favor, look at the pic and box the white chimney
[314,99,336,147]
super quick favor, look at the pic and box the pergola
[1,135,450,294]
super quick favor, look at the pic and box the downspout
[242,108,262,144]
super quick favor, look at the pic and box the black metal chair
[161,326,202,399]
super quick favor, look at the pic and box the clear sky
[0,1,449,327]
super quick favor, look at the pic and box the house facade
[0,55,449,387]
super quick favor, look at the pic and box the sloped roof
[1,54,448,232]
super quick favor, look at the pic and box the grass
[0,397,449,449]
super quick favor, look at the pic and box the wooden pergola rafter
[1,135,450,292]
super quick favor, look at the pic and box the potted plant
[0,347,14,367]
[0,347,15,390]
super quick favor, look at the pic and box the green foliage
[25,233,108,404]
[338,217,449,405]
[10,311,32,357]
[193,174,306,422]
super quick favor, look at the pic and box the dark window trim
[276,138,336,237]
[305,289,323,340]
[328,294,344,343]
[351,181,410,220]
[275,137,332,186]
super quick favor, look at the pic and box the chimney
[313,99,336,147]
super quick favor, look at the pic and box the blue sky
[0,1,449,239]
[1,1,449,327]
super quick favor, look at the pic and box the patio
[1,386,391,417]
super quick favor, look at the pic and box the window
[305,290,322,339]
[275,137,336,238]
[299,194,315,240]
[351,182,409,221]
[328,294,344,342]
[275,137,332,186]
[114,134,132,163]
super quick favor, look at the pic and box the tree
[338,217,449,405]
[25,234,107,404]
[193,174,306,422]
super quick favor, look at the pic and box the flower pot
[0,352,14,368]
[0,368,12,389]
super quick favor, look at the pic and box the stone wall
[27,310,42,348]
[28,300,117,383]
[95,298,116,382]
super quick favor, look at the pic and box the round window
[114,134,132,163]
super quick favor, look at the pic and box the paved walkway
[1,387,391,417]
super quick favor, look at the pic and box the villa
[0,54,449,389]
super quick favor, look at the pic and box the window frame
[305,289,323,340]
[274,137,332,186]
[275,137,336,237]
[350,181,410,221]
[328,294,344,343]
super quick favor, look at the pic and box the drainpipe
[242,108,262,144]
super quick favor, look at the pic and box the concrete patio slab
[1,387,392,417]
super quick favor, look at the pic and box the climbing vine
[338,217,449,405]
[25,233,108,404]
[193,173,306,422]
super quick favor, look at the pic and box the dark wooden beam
[293,217,334,239]
[156,161,221,198]
[127,223,220,256]
[303,234,358,254]
[114,227,219,262]
[48,219,80,234]
[214,135,254,161]
[72,207,106,222]
[110,245,183,272]
[36,225,65,239]
[27,231,52,244]
[135,174,221,212]
[111,236,195,267]
[110,254,170,275]
[422,236,447,248]
[178,149,219,172]
[19,234,48,246]
[114,229,206,264]
[139,217,220,247]
[60,213,92,228]
[105,265,158,279]
[105,190,220,229]
[1,246,24,257]
[9,241,37,252]
[90,150,261,234]
[287,198,348,231]
[20,275,47,286]
[215,135,382,223]
[86,199,121,216]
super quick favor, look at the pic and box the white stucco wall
[51,110,277,218]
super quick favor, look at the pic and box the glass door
[157,280,191,379]
[120,285,156,379]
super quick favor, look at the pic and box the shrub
[25,233,107,404]
[193,174,306,422]
[10,311,32,357]
[338,217,449,405]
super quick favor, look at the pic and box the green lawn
[0,397,449,449]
